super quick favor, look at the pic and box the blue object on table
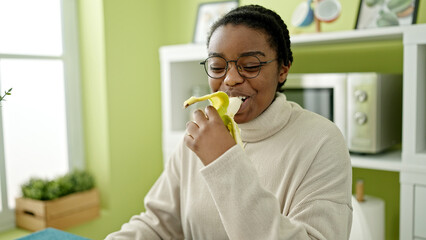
[16,228,91,240]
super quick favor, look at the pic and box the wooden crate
[15,188,100,231]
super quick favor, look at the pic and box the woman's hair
[206,4,293,89]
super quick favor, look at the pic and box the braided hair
[206,5,293,89]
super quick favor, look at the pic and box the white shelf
[290,24,425,46]
[351,149,402,172]
[290,25,404,46]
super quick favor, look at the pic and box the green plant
[21,178,48,200]
[21,170,95,200]
[0,88,12,102]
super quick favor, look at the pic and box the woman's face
[208,24,289,124]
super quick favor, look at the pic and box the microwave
[282,73,402,154]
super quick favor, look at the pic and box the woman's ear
[278,61,291,84]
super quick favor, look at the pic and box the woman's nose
[224,63,244,86]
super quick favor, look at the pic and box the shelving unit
[160,23,426,239]
[290,25,404,45]
[399,24,426,240]
[351,149,402,172]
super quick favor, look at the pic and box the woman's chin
[234,113,250,124]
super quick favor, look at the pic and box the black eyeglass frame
[199,55,276,79]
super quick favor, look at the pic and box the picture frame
[355,0,419,29]
[193,1,239,44]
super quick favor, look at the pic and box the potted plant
[0,88,12,102]
[15,170,100,231]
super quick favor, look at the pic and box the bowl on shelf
[291,0,314,27]
[314,0,342,23]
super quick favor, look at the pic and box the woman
[106,5,352,240]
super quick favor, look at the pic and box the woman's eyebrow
[240,51,265,57]
[208,52,223,57]
[208,51,266,58]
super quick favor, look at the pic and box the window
[0,0,83,231]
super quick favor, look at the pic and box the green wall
[71,0,165,238]
[1,0,425,239]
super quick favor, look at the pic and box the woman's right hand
[184,106,236,165]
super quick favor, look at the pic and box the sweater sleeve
[200,142,352,240]
[105,146,184,240]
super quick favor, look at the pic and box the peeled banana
[184,91,243,147]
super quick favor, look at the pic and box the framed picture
[355,0,419,29]
[193,1,239,44]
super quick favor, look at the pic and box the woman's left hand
[184,106,236,165]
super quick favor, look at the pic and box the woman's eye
[242,65,261,72]
[210,66,226,72]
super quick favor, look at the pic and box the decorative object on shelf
[291,0,342,32]
[15,170,100,231]
[193,1,238,44]
[355,0,419,29]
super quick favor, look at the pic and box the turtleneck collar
[238,92,291,143]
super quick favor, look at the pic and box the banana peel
[184,91,243,148]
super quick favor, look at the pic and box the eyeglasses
[200,55,276,79]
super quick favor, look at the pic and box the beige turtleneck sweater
[106,92,353,240]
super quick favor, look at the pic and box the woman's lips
[237,96,249,114]
[228,93,250,114]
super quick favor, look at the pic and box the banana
[184,91,243,147]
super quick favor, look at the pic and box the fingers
[193,109,208,124]
[185,120,198,139]
[204,105,221,121]
[185,106,222,141]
